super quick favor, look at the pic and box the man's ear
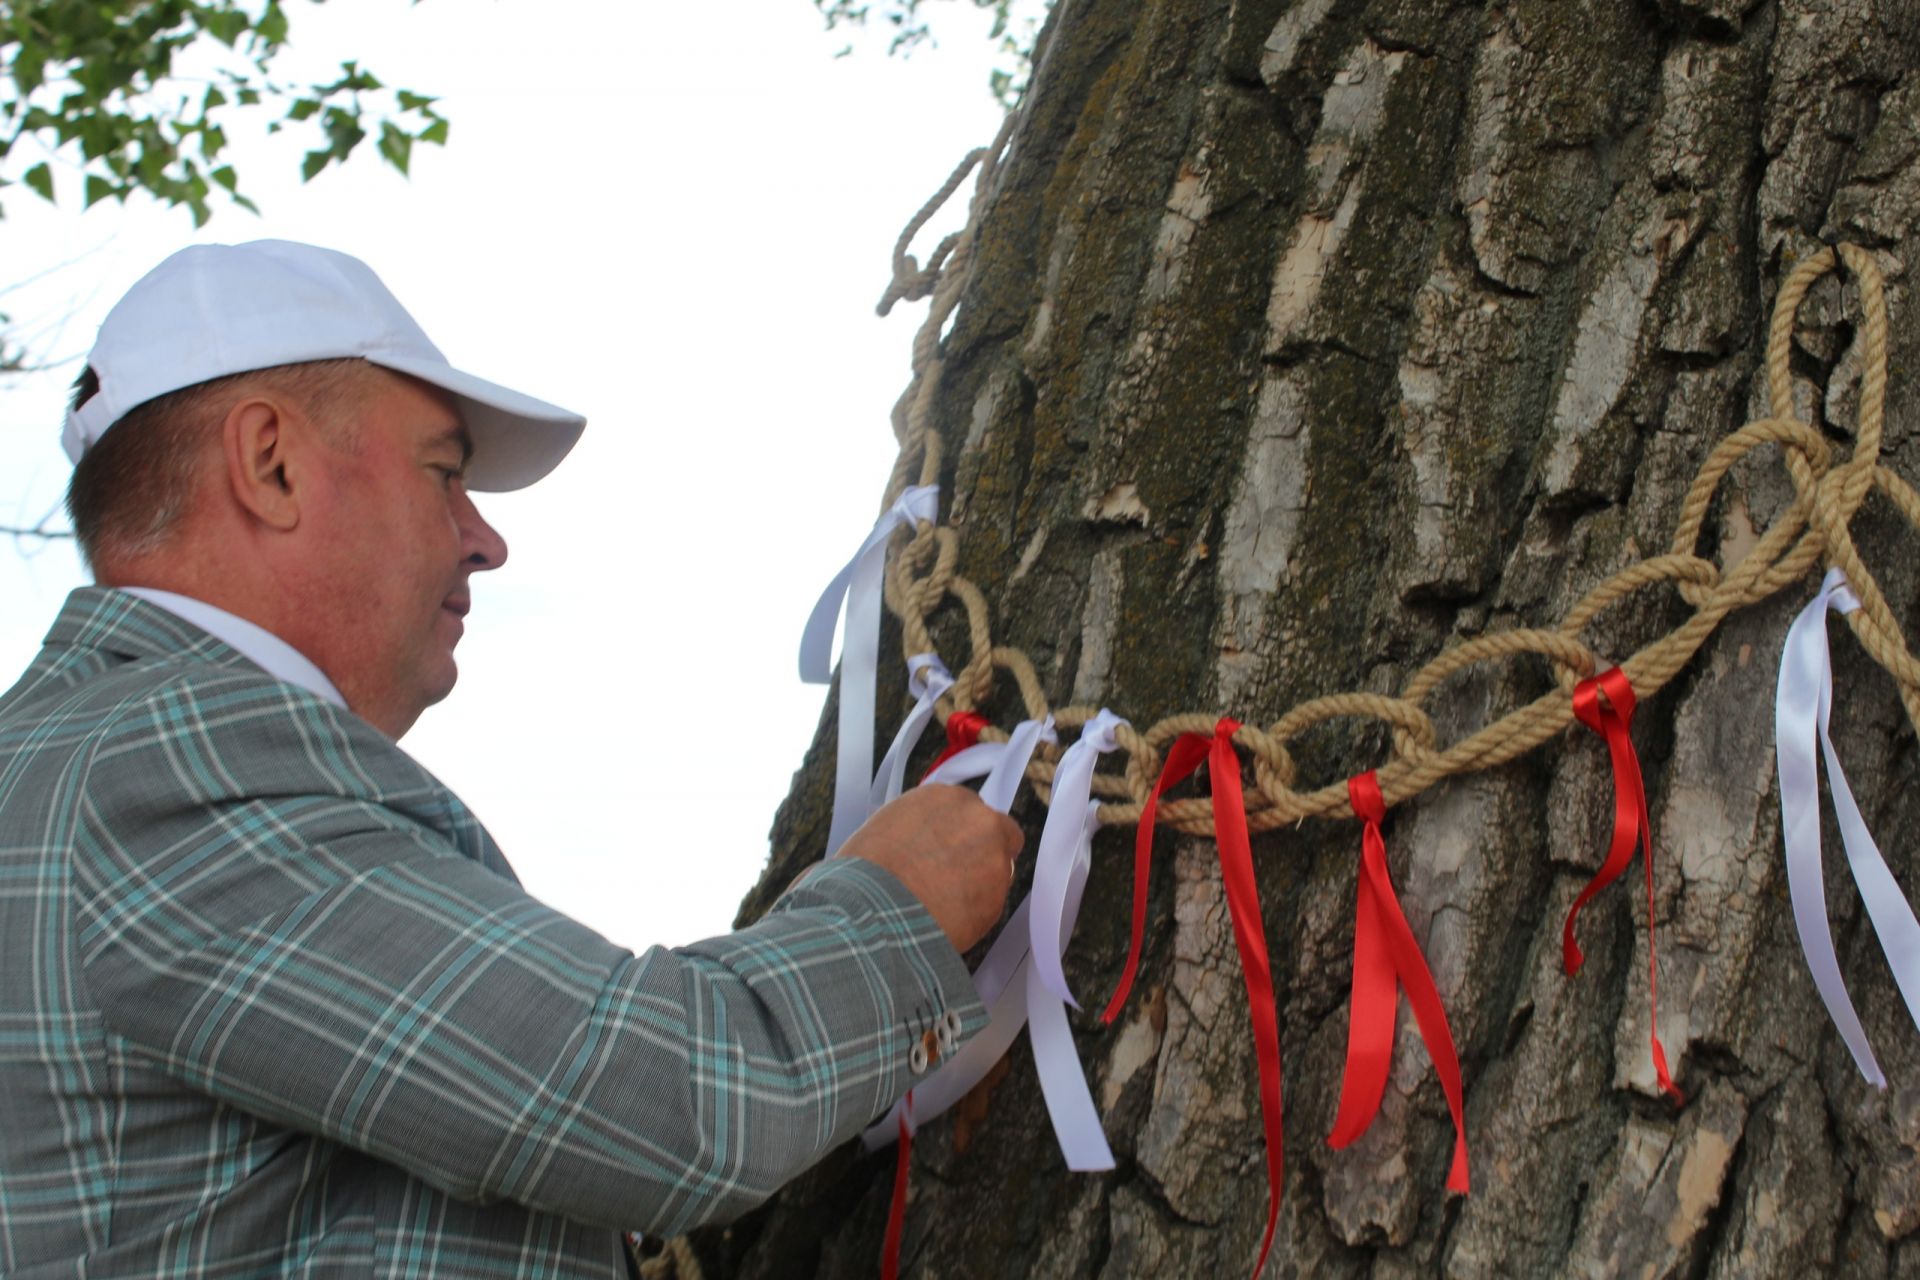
[222,394,304,531]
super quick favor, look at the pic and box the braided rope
[867,133,1916,839]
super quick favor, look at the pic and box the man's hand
[840,785,1023,953]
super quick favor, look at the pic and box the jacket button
[909,1041,930,1075]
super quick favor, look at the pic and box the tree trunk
[700,0,1920,1274]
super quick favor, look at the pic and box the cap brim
[373,354,586,492]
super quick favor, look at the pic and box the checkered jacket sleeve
[67,661,984,1237]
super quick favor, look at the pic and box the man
[0,241,1019,1277]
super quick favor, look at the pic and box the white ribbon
[864,716,1118,1171]
[868,720,1052,1141]
[825,655,953,857]
[1776,567,1920,1088]
[799,485,940,855]
[1030,710,1127,1009]
[1025,798,1114,1170]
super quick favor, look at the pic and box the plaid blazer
[0,589,983,1277]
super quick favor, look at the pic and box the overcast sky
[0,0,1020,948]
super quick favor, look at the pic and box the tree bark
[701,0,1920,1274]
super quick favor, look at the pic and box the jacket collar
[45,585,255,671]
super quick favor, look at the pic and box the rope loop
[878,143,990,317]
[886,524,960,624]
[1665,418,1830,609]
[1241,724,1301,819]
[992,646,1052,723]
[1249,694,1440,818]
[1269,693,1438,755]
[1402,628,1600,706]
[1556,555,1722,663]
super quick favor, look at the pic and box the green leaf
[199,8,249,47]
[286,98,321,122]
[256,2,290,46]
[300,149,330,182]
[322,107,365,156]
[377,121,411,175]
[419,118,449,146]
[211,164,238,191]
[397,89,436,111]
[84,174,117,207]
[203,85,228,111]
[23,163,54,202]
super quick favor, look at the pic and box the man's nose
[458,489,509,571]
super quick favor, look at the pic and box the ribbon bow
[1328,771,1468,1193]
[1562,667,1682,1102]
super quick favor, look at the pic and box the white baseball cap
[62,240,586,492]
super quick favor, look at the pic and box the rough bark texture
[704,0,1920,1274]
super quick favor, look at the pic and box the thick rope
[868,133,1916,837]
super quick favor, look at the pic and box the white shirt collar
[118,587,348,709]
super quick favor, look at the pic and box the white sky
[0,0,1017,948]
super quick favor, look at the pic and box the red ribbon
[1563,668,1683,1103]
[1328,772,1469,1194]
[922,710,989,782]
[880,1101,913,1280]
[1101,718,1282,1280]
[1101,728,1210,1023]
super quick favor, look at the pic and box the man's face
[301,369,508,737]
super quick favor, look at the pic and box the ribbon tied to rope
[864,713,1119,1165]
[924,709,990,781]
[1030,710,1127,1011]
[859,655,954,829]
[1101,717,1283,1280]
[1776,568,1920,1087]
[1561,666,1682,1102]
[800,484,940,855]
[1328,771,1468,1192]
[866,714,1122,1276]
